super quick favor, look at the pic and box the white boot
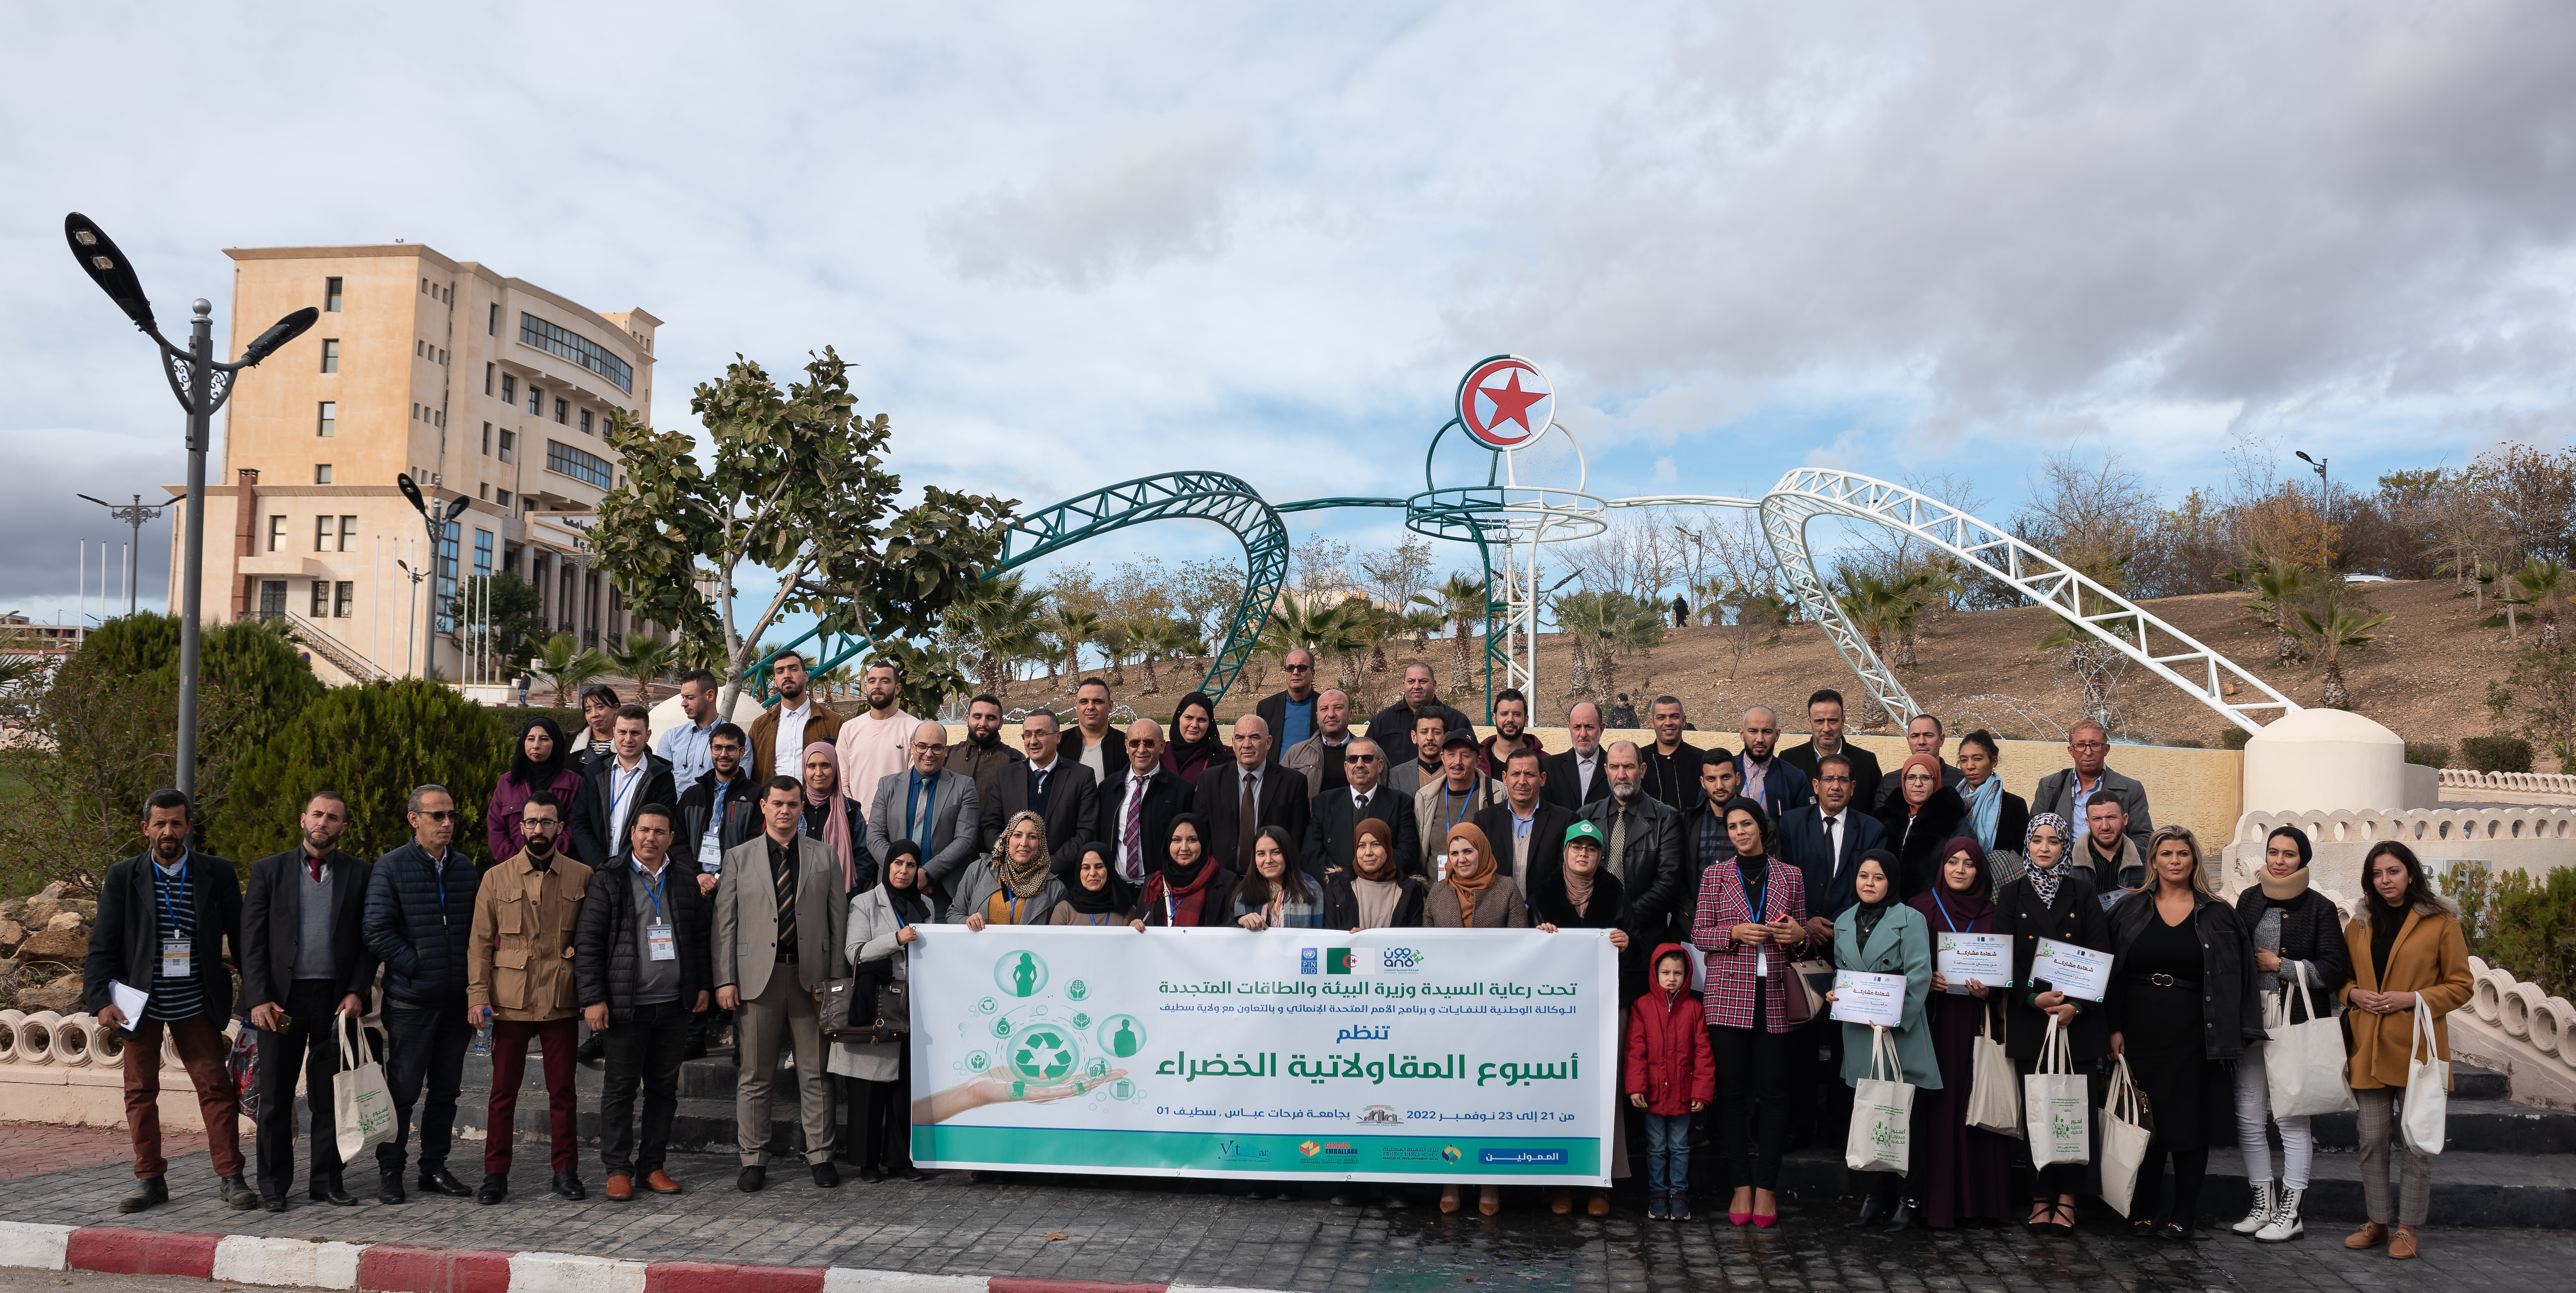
[2232,1180,2277,1235]
[2255,1187,2304,1242]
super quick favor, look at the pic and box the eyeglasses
[1819,775,1853,784]
[2071,741,2108,751]
[416,810,458,822]
[1283,662,1313,672]
[1346,754,1381,764]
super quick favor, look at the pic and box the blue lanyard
[633,861,667,922]
[1163,878,1178,926]
[155,856,188,936]
[1932,891,1963,934]
[1742,864,1768,924]
[1442,786,1475,834]
[889,893,910,930]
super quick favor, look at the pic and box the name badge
[700,833,723,872]
[646,922,677,961]
[161,938,192,977]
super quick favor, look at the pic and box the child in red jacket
[1625,943,1715,1220]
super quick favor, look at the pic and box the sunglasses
[415,809,458,823]
[1346,754,1381,764]
[1283,663,1313,672]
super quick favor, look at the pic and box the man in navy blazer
[1778,751,1884,936]
[1730,706,1813,827]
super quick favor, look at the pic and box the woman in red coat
[1624,944,1714,1221]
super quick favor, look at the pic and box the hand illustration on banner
[914,1067,1133,1124]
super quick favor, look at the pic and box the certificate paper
[2032,938,2112,1002]
[1829,970,1908,1028]
[1934,932,2012,994]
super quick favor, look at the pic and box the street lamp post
[75,493,167,617]
[2295,450,2330,568]
[399,474,471,682]
[64,213,317,797]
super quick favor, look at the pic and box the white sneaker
[2255,1188,2304,1242]
[2232,1180,2277,1235]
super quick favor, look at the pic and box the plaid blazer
[1688,858,1809,1033]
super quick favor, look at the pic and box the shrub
[2458,735,2535,774]
[2404,741,2452,769]
[2450,864,2576,1000]
[213,680,513,865]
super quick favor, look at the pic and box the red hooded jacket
[1623,942,1716,1116]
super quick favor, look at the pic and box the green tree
[1048,603,1102,681]
[2504,558,2567,650]
[447,570,547,666]
[589,348,1016,719]
[948,571,1048,699]
[527,633,612,706]
[606,633,678,689]
[213,681,513,865]
[2295,592,2396,710]
[1417,572,1487,697]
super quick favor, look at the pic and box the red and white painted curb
[0,1223,1284,1293]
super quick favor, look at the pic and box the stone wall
[2220,805,2576,898]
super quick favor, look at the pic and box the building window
[435,520,460,634]
[484,362,494,395]
[317,401,336,438]
[421,278,429,294]
[324,277,343,311]
[268,515,286,553]
[315,516,332,552]
[310,580,329,617]
[488,303,499,335]
[439,348,447,365]
[334,581,354,617]
[579,408,593,434]
[528,385,542,415]
[501,374,515,405]
[315,464,332,484]
[498,429,515,463]
[545,438,615,490]
[259,581,286,619]
[519,312,635,392]
[475,529,494,578]
[442,285,451,305]
[553,398,568,424]
[495,488,512,509]
[481,421,492,455]
[416,340,424,357]
[339,516,356,552]
[320,340,339,373]
[435,410,444,428]
[479,483,490,500]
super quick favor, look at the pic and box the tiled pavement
[1,1134,2570,1292]
[0,1124,204,1183]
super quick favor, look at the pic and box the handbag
[1965,1003,2023,1139]
[2265,961,2358,1120]
[331,1015,395,1164]
[2023,1014,2091,1168]
[1785,957,1833,1026]
[817,966,912,1042]
[2399,995,2449,1156]
[2098,1055,2154,1217]
[1845,1025,1915,1175]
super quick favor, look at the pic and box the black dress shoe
[117,1177,169,1214]
[418,1167,473,1197]
[738,1166,766,1193]
[812,1162,840,1189]
[1846,1191,1887,1229]
[857,1166,882,1184]
[552,1170,586,1200]
[263,1196,289,1214]
[577,1034,607,1067]
[896,1166,926,1182]
[378,1175,407,1205]
[311,1177,359,1206]
[1883,1200,1916,1233]
[477,1174,508,1205]
[224,1176,261,1210]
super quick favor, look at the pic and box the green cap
[1563,819,1606,849]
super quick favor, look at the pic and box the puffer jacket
[1623,944,1715,1117]
[363,841,482,1006]
[576,855,712,1024]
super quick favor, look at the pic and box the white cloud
[929,118,1252,290]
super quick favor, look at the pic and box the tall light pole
[2294,450,2330,568]
[64,214,317,797]
[75,493,166,617]
[399,474,471,682]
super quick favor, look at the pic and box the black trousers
[253,981,344,1198]
[599,999,691,1178]
[1708,996,1797,1192]
[377,999,471,1177]
[854,1050,914,1172]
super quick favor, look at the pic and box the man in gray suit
[867,721,981,894]
[2029,719,2154,855]
[713,776,850,1193]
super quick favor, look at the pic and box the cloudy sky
[6,0,2573,628]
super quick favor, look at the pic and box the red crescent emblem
[1456,356,1554,448]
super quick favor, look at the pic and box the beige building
[165,243,663,684]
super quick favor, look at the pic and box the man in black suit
[1541,701,1612,811]
[85,789,252,1215]
[1639,695,1716,813]
[1779,688,1884,812]
[1067,677,1127,783]
[979,709,1099,871]
[1779,751,1887,935]
[571,704,677,866]
[1870,712,1965,811]
[1194,714,1313,873]
[241,790,376,1212]
[1362,662,1470,762]
[1574,741,1685,940]
[1474,744,1575,881]
[1305,737,1422,878]
[1097,718,1193,886]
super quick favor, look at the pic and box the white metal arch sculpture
[1611,471,2299,734]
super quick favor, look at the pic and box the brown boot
[1587,1188,1610,1216]
[1550,1189,1573,1214]
[2344,1221,2385,1250]
[2388,1225,2418,1259]
[604,1174,633,1202]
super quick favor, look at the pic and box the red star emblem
[1475,370,1548,437]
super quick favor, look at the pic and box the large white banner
[906,926,1619,1184]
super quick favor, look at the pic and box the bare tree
[1290,534,1353,604]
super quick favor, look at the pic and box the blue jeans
[1645,1111,1692,1193]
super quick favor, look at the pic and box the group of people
[82,657,2471,1253]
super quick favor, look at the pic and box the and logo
[1375,947,1426,974]
[1009,1026,1078,1082]
[1455,355,1555,449]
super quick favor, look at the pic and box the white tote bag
[2265,962,2359,1120]
[2098,1055,2154,1217]
[333,1015,396,1164]
[1846,1026,1915,1175]
[1965,1004,2023,1139]
[2399,996,2449,1156]
[2023,1014,2091,1168]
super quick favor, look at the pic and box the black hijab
[1851,848,1900,948]
[509,716,571,793]
[1067,843,1137,915]
[1167,692,1223,774]
[880,839,933,924]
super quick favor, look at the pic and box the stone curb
[0,1223,1284,1293]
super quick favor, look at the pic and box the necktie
[773,844,797,953]
[1609,808,1630,883]
[1125,778,1147,880]
[1826,814,1841,875]
[307,854,324,883]
[1240,771,1258,866]
[1032,767,1051,817]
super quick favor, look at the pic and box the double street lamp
[399,473,471,682]
[74,493,167,618]
[64,212,318,797]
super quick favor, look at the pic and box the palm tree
[2295,593,2396,709]
[2245,560,2310,666]
[606,633,678,692]
[1135,618,1205,696]
[955,572,1048,698]
[528,632,612,706]
[1049,604,1102,682]
[1268,598,1365,695]
[1096,618,1139,686]
[2505,558,2566,649]
[1551,590,1611,702]
[1416,572,1487,696]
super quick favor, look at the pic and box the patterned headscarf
[2022,811,2072,908]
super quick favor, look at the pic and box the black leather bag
[817,962,909,1042]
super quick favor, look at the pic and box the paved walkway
[0,1125,202,1184]
[0,1142,2567,1292]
